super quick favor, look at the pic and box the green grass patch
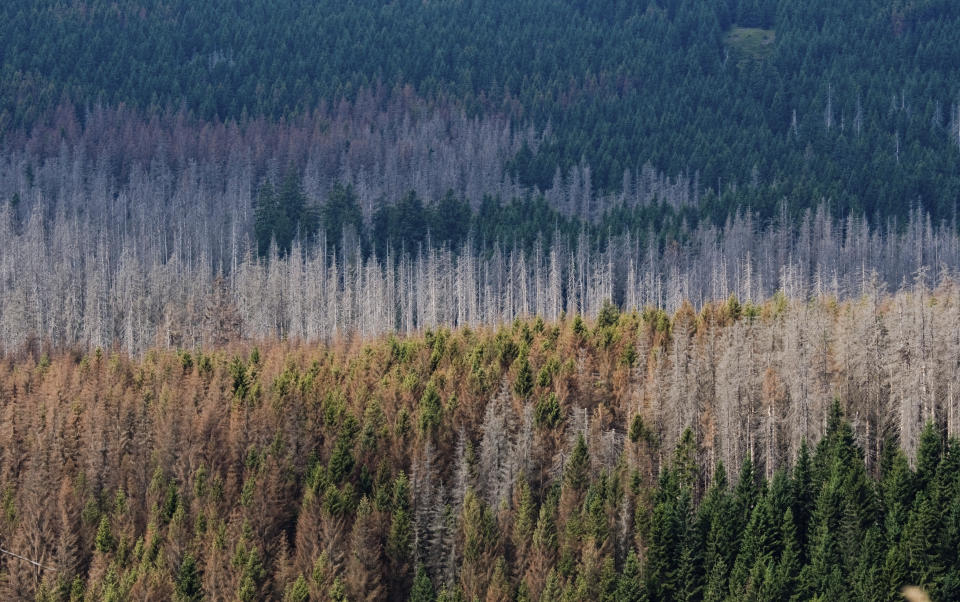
[724,26,775,60]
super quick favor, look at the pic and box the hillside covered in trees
[4,0,960,223]
[2,1,960,356]
[3,0,960,358]
[2,291,960,599]
[4,0,960,599]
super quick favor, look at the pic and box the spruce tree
[798,469,844,599]
[615,549,646,602]
[388,473,413,595]
[729,496,776,597]
[410,564,435,602]
[282,575,309,602]
[903,494,942,588]
[677,525,705,602]
[881,541,909,600]
[418,383,444,437]
[565,435,590,495]
[644,470,689,601]
[94,516,114,554]
[174,553,203,602]
[236,545,266,602]
[460,489,498,599]
[851,526,885,602]
[513,476,536,567]
[773,508,800,599]
[673,428,699,494]
[701,557,728,602]
[278,168,311,244]
[540,569,563,601]
[254,180,283,257]
[880,448,915,544]
[914,423,943,493]
[699,462,734,574]
[935,441,960,598]
[732,457,760,547]
[513,352,534,399]
[791,440,815,563]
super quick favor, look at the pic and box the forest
[4,0,960,599]
[3,101,960,354]
[2,292,960,600]
[3,0,960,221]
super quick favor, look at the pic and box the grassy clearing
[724,26,776,60]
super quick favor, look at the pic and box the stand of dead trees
[3,101,960,354]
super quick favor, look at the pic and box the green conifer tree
[236,545,266,602]
[540,568,563,602]
[418,383,444,437]
[773,508,801,599]
[282,575,310,602]
[881,542,909,600]
[644,471,687,600]
[702,557,728,602]
[174,553,203,601]
[94,516,114,554]
[409,564,435,602]
[615,549,646,602]
[729,496,776,597]
[514,352,534,398]
[791,440,815,563]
